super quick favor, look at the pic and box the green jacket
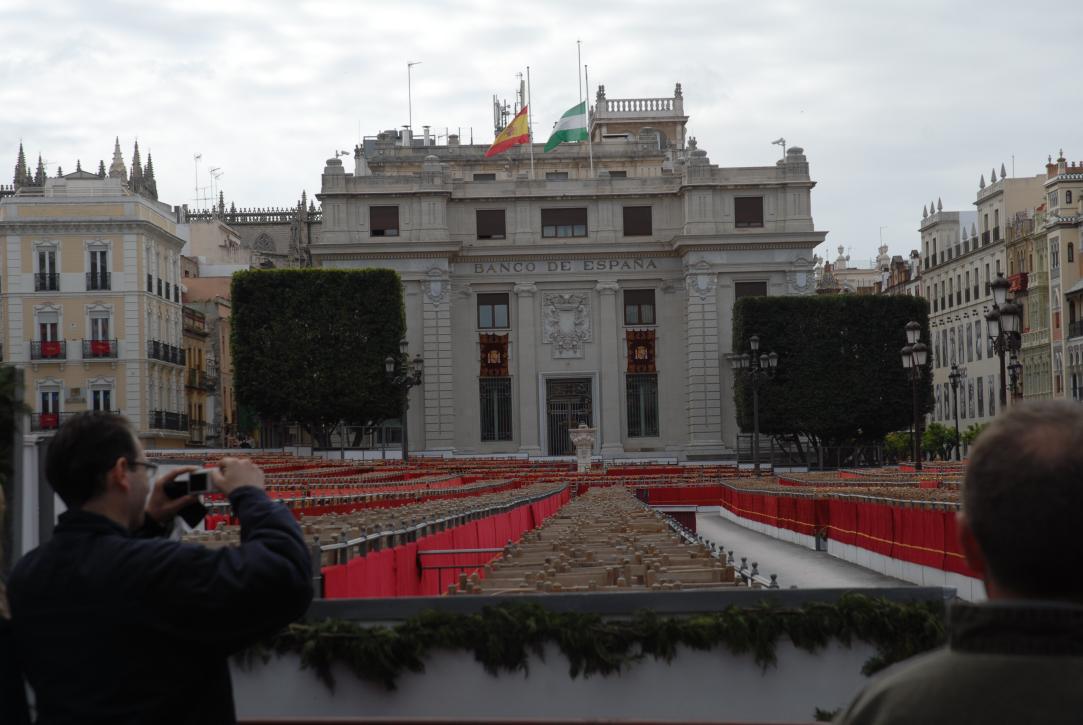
[836,600,1083,725]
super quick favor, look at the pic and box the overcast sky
[2,0,1079,264]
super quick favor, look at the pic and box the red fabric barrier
[346,556,367,598]
[794,498,818,536]
[776,496,797,532]
[855,503,894,556]
[891,508,945,569]
[828,500,858,546]
[322,564,348,598]
[943,511,979,577]
[395,543,419,596]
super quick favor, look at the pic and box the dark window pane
[478,293,510,329]
[476,209,506,240]
[623,289,656,326]
[480,378,513,441]
[370,206,399,236]
[608,170,627,178]
[734,281,767,300]
[541,208,588,238]
[627,373,659,437]
[734,197,764,228]
[473,173,496,181]
[622,206,652,236]
[625,304,639,325]
[545,171,569,180]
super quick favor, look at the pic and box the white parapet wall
[705,504,985,602]
[232,640,876,722]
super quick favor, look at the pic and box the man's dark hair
[963,400,1083,599]
[45,412,139,509]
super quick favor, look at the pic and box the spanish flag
[485,106,530,157]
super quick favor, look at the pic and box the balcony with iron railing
[188,420,209,444]
[186,368,217,390]
[30,411,77,431]
[34,272,59,291]
[30,340,66,360]
[147,340,186,365]
[82,339,118,359]
[86,271,111,290]
[150,410,189,431]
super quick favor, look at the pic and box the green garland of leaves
[242,593,946,691]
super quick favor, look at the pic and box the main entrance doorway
[546,378,593,456]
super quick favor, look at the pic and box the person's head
[45,412,152,530]
[961,400,1083,602]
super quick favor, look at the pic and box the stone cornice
[0,219,185,246]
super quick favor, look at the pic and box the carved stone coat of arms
[542,292,592,358]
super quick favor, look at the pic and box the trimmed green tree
[961,422,988,447]
[232,269,406,447]
[922,422,956,461]
[732,294,932,463]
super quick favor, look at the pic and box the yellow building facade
[1,159,188,446]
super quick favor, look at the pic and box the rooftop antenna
[771,137,786,159]
[334,150,350,158]
[515,71,524,113]
[209,167,223,212]
[193,153,202,207]
[407,61,422,132]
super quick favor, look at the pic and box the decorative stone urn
[568,423,596,473]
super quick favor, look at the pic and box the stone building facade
[311,85,826,458]
[1,142,188,446]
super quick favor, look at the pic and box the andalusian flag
[544,101,588,152]
[485,106,531,157]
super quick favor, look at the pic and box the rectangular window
[977,377,984,417]
[607,170,627,178]
[370,206,399,237]
[90,314,110,340]
[622,206,652,237]
[623,289,656,326]
[476,209,506,240]
[545,171,569,181]
[472,173,496,182]
[734,197,764,228]
[541,208,587,238]
[734,281,768,300]
[975,322,983,360]
[626,373,659,437]
[92,388,112,412]
[479,378,512,441]
[477,293,510,330]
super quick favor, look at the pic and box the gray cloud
[1,0,1079,261]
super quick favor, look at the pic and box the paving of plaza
[695,513,911,589]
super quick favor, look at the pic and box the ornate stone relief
[788,257,815,294]
[542,292,592,359]
[422,268,449,305]
[684,261,717,299]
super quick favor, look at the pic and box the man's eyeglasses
[128,460,159,476]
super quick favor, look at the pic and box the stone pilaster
[421,275,455,451]
[514,282,542,455]
[595,281,624,456]
[684,268,724,455]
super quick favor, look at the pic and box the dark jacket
[8,486,314,725]
[834,600,1083,725]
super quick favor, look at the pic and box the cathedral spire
[97,159,106,178]
[13,142,28,187]
[33,154,46,186]
[143,152,158,200]
[130,140,143,182]
[108,137,127,180]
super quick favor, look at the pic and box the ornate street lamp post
[985,273,1022,409]
[900,321,928,471]
[727,334,779,476]
[948,362,965,461]
[385,339,424,462]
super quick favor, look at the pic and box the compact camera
[163,467,216,499]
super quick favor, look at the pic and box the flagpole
[584,64,594,178]
[577,40,583,104]
[526,65,536,180]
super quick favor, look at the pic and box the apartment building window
[966,324,973,362]
[473,173,496,182]
[622,206,652,237]
[977,378,984,417]
[626,373,659,437]
[975,322,982,360]
[947,279,953,308]
[1070,244,1075,263]
[88,248,110,290]
[956,274,962,305]
[964,271,970,302]
[1052,240,1060,269]
[734,197,764,228]
[90,313,110,341]
[1068,190,1074,205]
[370,206,399,237]
[91,388,112,412]
[476,209,506,240]
[541,208,587,238]
[477,293,509,329]
[39,389,60,429]
[35,248,59,291]
[479,378,512,441]
[623,289,656,325]
[996,260,1001,275]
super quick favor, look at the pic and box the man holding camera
[6,412,314,724]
